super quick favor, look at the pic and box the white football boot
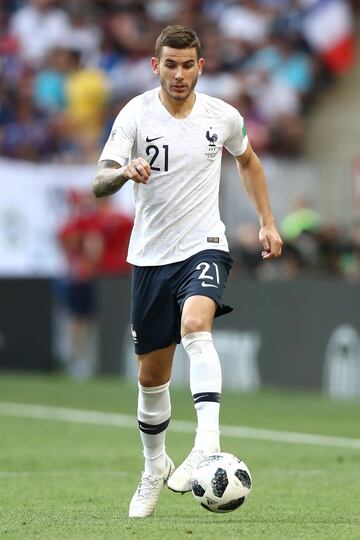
[128,455,175,518]
[167,448,207,494]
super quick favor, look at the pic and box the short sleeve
[223,106,249,157]
[98,101,136,165]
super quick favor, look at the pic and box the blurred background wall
[1,0,360,397]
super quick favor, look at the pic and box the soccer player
[93,25,282,518]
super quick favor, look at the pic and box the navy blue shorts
[67,281,94,317]
[130,249,233,354]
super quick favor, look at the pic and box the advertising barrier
[97,277,360,397]
[0,278,53,371]
[1,276,359,398]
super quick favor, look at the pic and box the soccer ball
[191,452,252,513]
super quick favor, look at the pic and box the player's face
[152,47,204,102]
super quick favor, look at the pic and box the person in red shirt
[87,197,133,276]
[57,189,101,378]
[57,189,133,378]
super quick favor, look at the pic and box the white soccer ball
[191,452,252,513]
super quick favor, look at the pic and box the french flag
[301,0,355,74]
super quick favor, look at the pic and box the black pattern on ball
[192,479,205,497]
[201,503,212,512]
[211,467,228,497]
[235,469,252,489]
[218,496,246,511]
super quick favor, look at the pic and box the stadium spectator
[56,189,133,378]
[280,195,321,276]
[244,34,314,96]
[281,194,321,241]
[57,189,101,379]
[0,71,57,160]
[33,47,67,113]
[58,47,110,162]
[216,0,272,45]
[57,1,102,63]
[9,0,69,69]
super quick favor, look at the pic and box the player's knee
[181,314,209,336]
[138,366,170,388]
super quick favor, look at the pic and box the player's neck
[159,89,196,119]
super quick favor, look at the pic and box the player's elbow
[92,177,104,198]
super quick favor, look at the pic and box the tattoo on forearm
[93,160,128,197]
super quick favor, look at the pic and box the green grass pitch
[0,373,360,539]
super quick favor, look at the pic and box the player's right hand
[125,158,151,184]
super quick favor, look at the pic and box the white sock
[137,381,171,476]
[182,331,221,453]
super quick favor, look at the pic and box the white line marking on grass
[1,401,360,450]
[0,470,129,478]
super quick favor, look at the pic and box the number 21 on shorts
[196,262,220,288]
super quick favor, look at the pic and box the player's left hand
[259,224,283,259]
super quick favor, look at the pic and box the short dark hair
[155,25,201,59]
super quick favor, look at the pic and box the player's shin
[137,381,171,475]
[182,331,221,453]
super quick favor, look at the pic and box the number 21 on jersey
[146,144,169,171]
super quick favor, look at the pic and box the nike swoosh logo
[146,136,164,143]
[201,282,218,288]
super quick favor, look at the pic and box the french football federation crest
[130,324,138,344]
[206,128,218,147]
[205,127,220,159]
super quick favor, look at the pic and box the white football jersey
[99,87,248,266]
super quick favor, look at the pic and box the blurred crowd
[2,1,360,284]
[231,197,360,282]
[0,0,358,163]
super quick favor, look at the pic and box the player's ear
[198,57,205,75]
[151,57,160,75]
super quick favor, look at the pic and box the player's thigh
[137,343,176,387]
[177,249,233,336]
